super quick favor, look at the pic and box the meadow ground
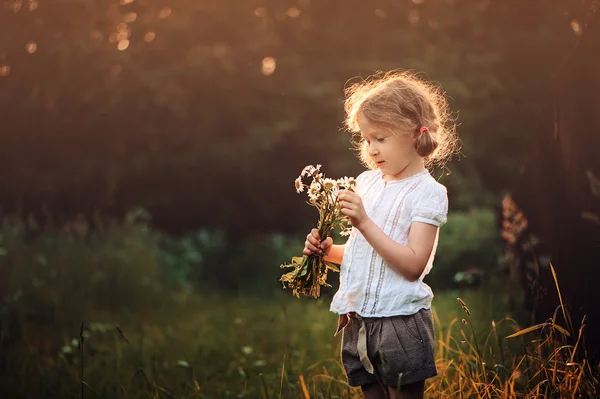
[5,281,596,398]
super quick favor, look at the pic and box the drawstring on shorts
[335,312,375,374]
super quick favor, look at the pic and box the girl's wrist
[356,217,374,233]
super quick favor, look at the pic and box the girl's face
[357,114,422,180]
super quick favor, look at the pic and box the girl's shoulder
[407,173,449,209]
[418,173,448,195]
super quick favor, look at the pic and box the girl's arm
[323,244,345,265]
[338,189,438,282]
[358,219,437,282]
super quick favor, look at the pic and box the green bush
[158,209,504,295]
[429,208,503,290]
[0,206,503,336]
[0,212,164,333]
[161,229,305,295]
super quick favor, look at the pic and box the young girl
[303,71,459,399]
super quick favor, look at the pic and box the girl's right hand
[303,228,333,256]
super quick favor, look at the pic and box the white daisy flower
[340,227,353,236]
[308,182,321,200]
[322,178,336,190]
[300,165,315,178]
[338,176,357,190]
[337,176,350,188]
[311,164,323,178]
[295,177,304,193]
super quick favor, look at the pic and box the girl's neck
[381,159,426,182]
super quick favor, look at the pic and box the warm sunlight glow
[254,7,267,17]
[117,23,130,34]
[29,0,38,11]
[26,42,37,54]
[158,7,172,19]
[261,57,276,75]
[117,40,130,51]
[374,9,387,18]
[144,32,156,43]
[286,8,301,18]
[571,20,583,35]
[0,65,10,76]
[120,0,134,5]
[408,9,420,24]
[123,12,137,23]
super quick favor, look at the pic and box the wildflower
[280,164,356,298]
[337,176,357,190]
[300,165,315,177]
[322,178,336,190]
[340,227,353,237]
[295,177,304,193]
[308,182,321,200]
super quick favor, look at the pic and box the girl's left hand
[338,190,370,230]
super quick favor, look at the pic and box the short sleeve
[410,182,448,227]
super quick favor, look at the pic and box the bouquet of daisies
[280,164,356,298]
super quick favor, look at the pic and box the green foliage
[0,0,585,235]
[0,205,505,336]
[2,282,597,398]
[0,213,165,331]
[429,208,503,290]
[191,231,317,296]
[162,228,301,293]
[159,228,227,290]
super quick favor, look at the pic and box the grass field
[3,281,596,399]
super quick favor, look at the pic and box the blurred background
[1,0,599,397]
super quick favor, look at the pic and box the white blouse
[330,169,448,317]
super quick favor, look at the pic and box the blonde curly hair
[344,70,460,170]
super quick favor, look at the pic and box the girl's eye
[377,137,385,142]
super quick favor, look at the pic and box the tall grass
[1,281,597,398]
[0,214,597,398]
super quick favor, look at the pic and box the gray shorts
[338,308,438,387]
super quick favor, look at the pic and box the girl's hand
[338,190,370,230]
[303,228,333,256]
